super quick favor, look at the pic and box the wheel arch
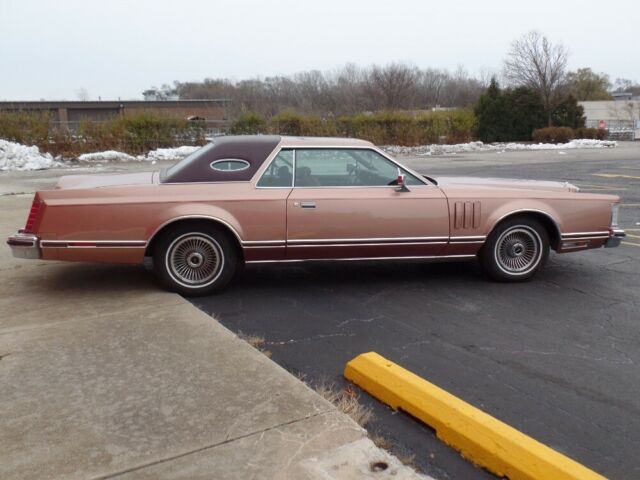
[145,215,244,261]
[489,209,561,251]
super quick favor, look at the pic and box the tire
[153,222,238,296]
[480,216,549,282]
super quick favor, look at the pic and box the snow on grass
[384,139,617,156]
[78,150,137,162]
[145,145,199,161]
[0,139,61,171]
[77,145,200,163]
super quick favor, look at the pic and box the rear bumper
[6,232,41,259]
[605,229,626,248]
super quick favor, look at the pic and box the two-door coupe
[7,135,625,295]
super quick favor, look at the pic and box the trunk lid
[55,171,155,190]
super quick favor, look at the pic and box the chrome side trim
[246,254,476,264]
[41,240,147,249]
[561,231,610,239]
[450,235,486,243]
[242,240,286,246]
[288,242,448,248]
[287,236,448,244]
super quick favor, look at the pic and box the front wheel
[480,217,549,282]
[153,223,238,296]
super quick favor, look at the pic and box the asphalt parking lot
[192,144,640,480]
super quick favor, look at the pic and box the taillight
[23,197,43,233]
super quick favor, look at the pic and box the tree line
[145,29,635,128]
[155,65,487,117]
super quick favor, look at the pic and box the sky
[1,0,639,101]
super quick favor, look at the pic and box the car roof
[279,136,374,148]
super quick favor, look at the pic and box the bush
[268,111,337,137]
[0,111,53,147]
[229,112,266,135]
[334,110,475,145]
[0,111,206,157]
[575,127,608,140]
[532,127,575,143]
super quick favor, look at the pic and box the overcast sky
[2,0,639,100]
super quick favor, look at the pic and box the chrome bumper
[605,229,626,248]
[6,232,41,259]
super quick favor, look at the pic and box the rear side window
[257,150,294,187]
[210,159,250,171]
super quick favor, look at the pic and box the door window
[294,149,423,187]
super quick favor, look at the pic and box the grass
[234,337,420,472]
[236,331,272,358]
[314,381,421,471]
[314,381,374,428]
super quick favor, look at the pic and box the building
[580,99,640,140]
[0,99,230,133]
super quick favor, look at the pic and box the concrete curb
[344,352,607,480]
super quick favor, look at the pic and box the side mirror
[395,169,410,192]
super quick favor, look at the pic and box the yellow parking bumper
[344,352,606,480]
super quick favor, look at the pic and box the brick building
[0,99,230,133]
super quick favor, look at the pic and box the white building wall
[580,100,640,139]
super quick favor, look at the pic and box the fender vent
[454,201,481,229]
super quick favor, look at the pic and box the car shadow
[232,258,485,291]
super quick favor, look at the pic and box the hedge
[0,111,207,157]
[230,109,477,146]
[532,126,608,143]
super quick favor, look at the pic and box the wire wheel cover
[168,234,222,286]
[495,227,541,274]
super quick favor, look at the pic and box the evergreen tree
[504,87,546,140]
[551,95,585,129]
[475,78,509,142]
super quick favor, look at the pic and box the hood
[54,171,156,190]
[434,176,579,193]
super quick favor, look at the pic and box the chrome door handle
[299,201,316,209]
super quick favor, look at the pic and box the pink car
[7,136,625,295]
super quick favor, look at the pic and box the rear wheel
[154,223,238,296]
[480,216,549,282]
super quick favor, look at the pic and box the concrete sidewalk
[0,194,428,480]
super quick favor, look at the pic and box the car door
[286,148,449,260]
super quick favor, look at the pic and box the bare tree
[168,63,491,117]
[75,87,90,101]
[503,31,568,124]
[364,63,421,110]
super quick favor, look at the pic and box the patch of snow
[77,146,200,163]
[0,140,204,171]
[0,139,61,171]
[384,139,617,156]
[145,146,199,161]
[78,150,136,162]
